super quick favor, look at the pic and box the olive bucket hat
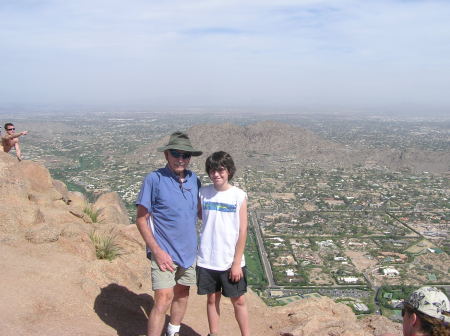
[157,131,203,156]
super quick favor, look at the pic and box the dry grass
[83,205,102,223]
[89,230,122,261]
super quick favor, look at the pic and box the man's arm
[4,131,27,140]
[136,205,175,272]
[229,199,248,282]
[197,178,202,220]
[197,198,202,220]
[14,142,21,160]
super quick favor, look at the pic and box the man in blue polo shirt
[136,131,202,336]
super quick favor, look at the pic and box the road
[249,210,276,287]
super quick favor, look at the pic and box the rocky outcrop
[1,153,89,243]
[94,192,130,225]
[68,190,88,209]
[270,297,402,336]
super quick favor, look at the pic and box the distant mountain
[131,121,449,174]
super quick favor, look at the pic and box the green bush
[83,205,102,223]
[89,230,122,261]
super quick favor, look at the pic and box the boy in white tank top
[197,151,250,336]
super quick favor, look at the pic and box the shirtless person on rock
[2,123,28,161]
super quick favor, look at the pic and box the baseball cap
[405,286,450,323]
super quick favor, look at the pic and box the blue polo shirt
[136,165,200,269]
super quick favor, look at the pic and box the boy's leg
[207,292,222,335]
[148,287,174,336]
[231,295,249,336]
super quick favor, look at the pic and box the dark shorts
[196,266,247,298]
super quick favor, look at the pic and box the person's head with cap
[402,286,450,336]
[157,131,202,177]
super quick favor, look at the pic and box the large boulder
[52,179,69,204]
[270,297,401,336]
[17,160,63,204]
[93,192,130,225]
[0,155,85,240]
[0,154,41,237]
[67,191,87,210]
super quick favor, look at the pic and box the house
[339,276,359,284]
[354,303,369,312]
[382,267,400,277]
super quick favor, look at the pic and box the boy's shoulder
[201,185,246,201]
[232,185,246,193]
[232,186,247,200]
[226,184,245,194]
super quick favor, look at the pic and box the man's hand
[21,131,28,136]
[153,248,175,272]
[229,263,243,283]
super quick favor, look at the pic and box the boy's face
[209,166,230,188]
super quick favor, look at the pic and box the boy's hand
[229,263,243,283]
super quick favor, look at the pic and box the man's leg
[207,292,221,335]
[148,287,174,336]
[169,283,190,325]
[231,295,249,336]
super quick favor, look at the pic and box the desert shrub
[83,205,101,223]
[89,230,122,261]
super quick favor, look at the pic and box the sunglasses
[7,128,15,131]
[169,149,191,159]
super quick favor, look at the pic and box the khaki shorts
[151,259,196,291]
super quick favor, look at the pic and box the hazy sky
[1,0,449,111]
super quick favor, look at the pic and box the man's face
[165,149,191,176]
[6,125,15,134]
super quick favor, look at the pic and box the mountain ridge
[130,120,449,174]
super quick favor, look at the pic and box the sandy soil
[345,250,378,272]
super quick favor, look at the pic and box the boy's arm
[136,205,174,272]
[229,199,248,282]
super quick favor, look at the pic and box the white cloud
[0,0,449,110]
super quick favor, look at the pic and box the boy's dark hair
[205,151,236,181]
[4,123,14,130]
